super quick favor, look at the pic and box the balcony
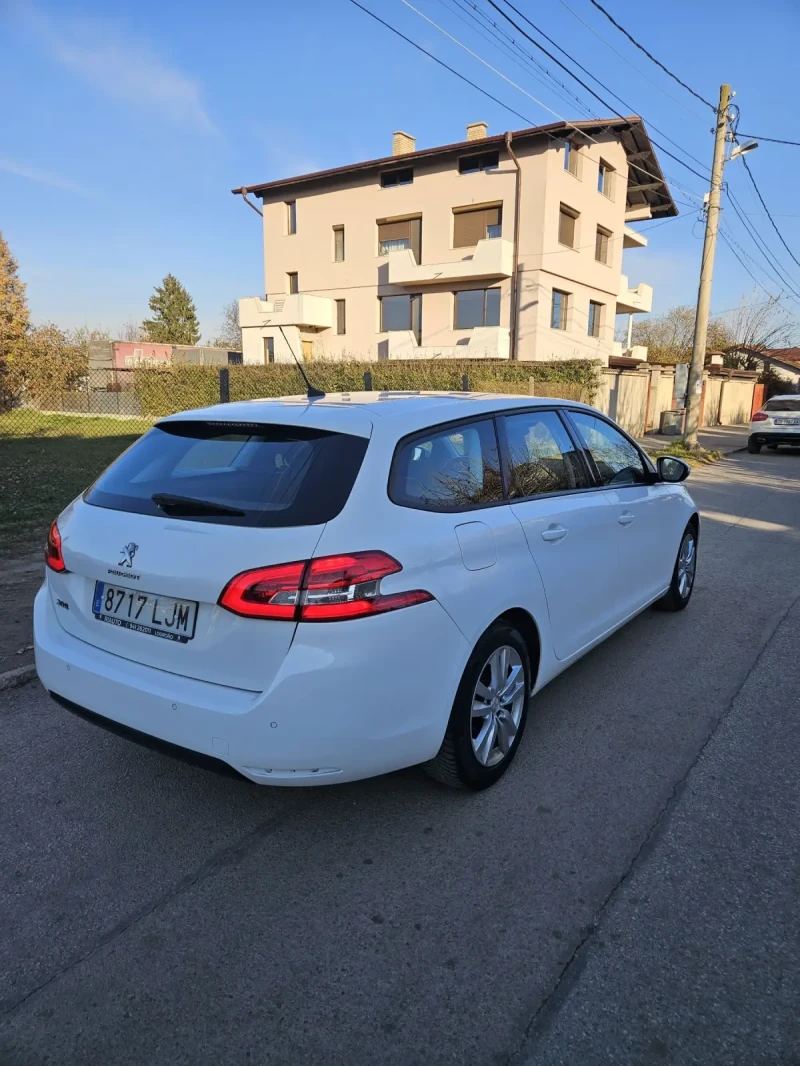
[386,327,510,360]
[612,341,649,362]
[238,294,334,331]
[616,276,653,315]
[622,225,648,250]
[386,238,513,286]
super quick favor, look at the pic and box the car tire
[747,438,761,454]
[424,622,531,790]
[654,524,698,612]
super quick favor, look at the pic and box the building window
[336,299,346,335]
[453,204,502,247]
[378,217,421,263]
[264,337,275,364]
[380,293,422,344]
[287,272,299,294]
[588,301,603,338]
[458,151,499,174]
[286,201,296,235]
[564,141,580,177]
[333,225,345,262]
[598,160,615,198]
[454,288,501,329]
[551,289,570,330]
[595,226,611,264]
[558,204,578,248]
[381,168,413,188]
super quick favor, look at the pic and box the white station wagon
[35,392,698,790]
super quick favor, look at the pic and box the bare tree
[721,294,796,367]
[630,305,733,364]
[118,319,144,342]
[210,300,242,350]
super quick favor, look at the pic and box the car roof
[764,393,800,401]
[163,391,591,438]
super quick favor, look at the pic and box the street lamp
[730,139,759,161]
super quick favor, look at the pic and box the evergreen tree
[141,273,201,345]
[0,232,30,407]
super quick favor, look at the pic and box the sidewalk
[638,424,749,455]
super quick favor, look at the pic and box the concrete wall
[248,127,645,364]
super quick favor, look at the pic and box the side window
[503,411,587,498]
[570,411,647,486]
[391,419,503,510]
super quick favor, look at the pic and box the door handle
[541,524,568,543]
[618,511,635,526]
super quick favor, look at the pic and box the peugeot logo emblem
[119,542,139,568]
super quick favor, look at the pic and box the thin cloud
[20,5,216,133]
[0,158,88,195]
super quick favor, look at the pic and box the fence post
[364,371,372,391]
[528,376,536,396]
[218,367,230,404]
[461,374,469,392]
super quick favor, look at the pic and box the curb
[0,664,37,692]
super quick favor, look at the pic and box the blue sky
[2,0,799,341]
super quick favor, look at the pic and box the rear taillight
[45,519,67,573]
[752,411,769,422]
[219,551,433,622]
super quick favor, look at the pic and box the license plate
[92,581,198,643]
[774,418,799,426]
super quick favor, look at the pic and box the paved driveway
[2,450,799,1066]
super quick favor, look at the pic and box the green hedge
[132,359,601,418]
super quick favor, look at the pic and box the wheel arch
[492,607,542,692]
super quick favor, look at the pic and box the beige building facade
[233,117,675,366]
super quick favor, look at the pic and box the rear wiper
[151,492,245,517]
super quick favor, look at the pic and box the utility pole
[684,83,731,449]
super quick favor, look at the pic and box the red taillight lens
[45,519,67,573]
[218,560,307,619]
[752,411,768,422]
[218,551,433,622]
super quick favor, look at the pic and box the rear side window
[85,421,368,527]
[391,419,503,510]
[502,410,587,497]
[569,411,647,486]
[763,398,800,412]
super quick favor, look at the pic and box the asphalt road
[2,449,799,1066]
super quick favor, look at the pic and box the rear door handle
[618,511,635,527]
[541,524,568,543]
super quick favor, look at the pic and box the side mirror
[657,455,690,483]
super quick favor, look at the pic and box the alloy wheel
[470,646,526,767]
[677,532,697,599]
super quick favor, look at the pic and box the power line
[466,0,710,175]
[555,0,707,122]
[584,0,716,113]
[441,0,597,118]
[437,0,597,118]
[483,0,711,182]
[718,229,785,304]
[737,133,800,147]
[725,186,800,298]
[740,155,800,272]
[350,0,704,209]
[346,0,534,126]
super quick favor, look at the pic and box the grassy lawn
[0,411,152,555]
[645,441,724,467]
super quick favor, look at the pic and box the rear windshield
[85,420,369,527]
[763,398,800,412]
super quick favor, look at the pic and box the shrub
[132,359,601,418]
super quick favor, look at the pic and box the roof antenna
[278,325,325,400]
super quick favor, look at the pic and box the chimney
[392,131,416,156]
[466,122,488,141]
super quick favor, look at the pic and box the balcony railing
[616,276,653,315]
[238,295,334,331]
[386,327,510,360]
[387,238,513,286]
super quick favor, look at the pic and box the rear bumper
[34,585,469,786]
[749,431,800,447]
